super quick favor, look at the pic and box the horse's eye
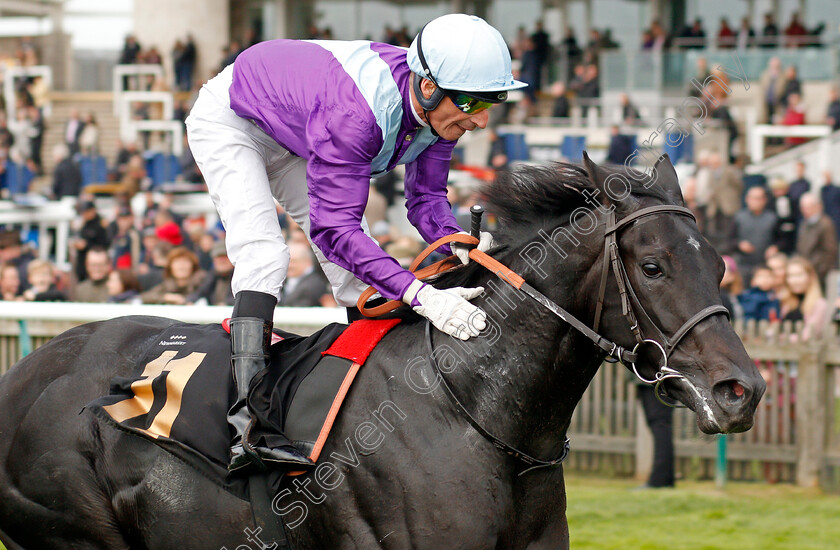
[642,263,662,278]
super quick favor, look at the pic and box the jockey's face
[417,78,490,141]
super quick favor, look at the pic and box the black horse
[0,155,764,549]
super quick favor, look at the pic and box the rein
[356,204,729,469]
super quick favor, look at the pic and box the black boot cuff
[232,290,277,323]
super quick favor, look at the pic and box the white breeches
[185,65,372,307]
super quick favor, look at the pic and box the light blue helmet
[407,14,527,95]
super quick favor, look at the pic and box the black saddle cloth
[86,320,347,498]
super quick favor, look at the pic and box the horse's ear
[653,154,686,206]
[582,151,642,213]
[581,151,613,208]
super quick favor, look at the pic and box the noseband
[592,205,729,402]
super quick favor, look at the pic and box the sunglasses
[443,90,507,114]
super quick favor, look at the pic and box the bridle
[592,205,730,403]
[357,202,730,472]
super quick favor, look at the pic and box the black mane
[430,160,672,290]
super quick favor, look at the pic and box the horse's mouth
[663,376,763,435]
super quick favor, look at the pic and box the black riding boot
[228,292,314,473]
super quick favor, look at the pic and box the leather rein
[356,204,729,471]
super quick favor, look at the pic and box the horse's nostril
[713,379,750,409]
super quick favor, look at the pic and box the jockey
[185,13,526,474]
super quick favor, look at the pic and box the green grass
[565,473,840,549]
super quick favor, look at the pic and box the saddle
[86,317,401,496]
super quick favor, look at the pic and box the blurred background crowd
[0,1,839,344]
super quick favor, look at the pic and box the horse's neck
[446,242,606,460]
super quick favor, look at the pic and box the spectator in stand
[769,177,797,255]
[51,144,82,199]
[578,64,600,115]
[717,17,735,48]
[187,239,234,306]
[140,246,205,305]
[821,171,840,239]
[708,94,737,162]
[0,115,14,158]
[559,28,581,79]
[781,92,806,147]
[530,20,550,93]
[8,108,34,164]
[702,151,742,253]
[788,161,811,226]
[138,239,172,291]
[780,66,802,110]
[688,57,711,98]
[761,12,779,48]
[119,35,141,65]
[114,153,148,199]
[780,257,828,341]
[111,139,140,181]
[620,92,640,125]
[0,261,22,301]
[720,255,744,322]
[686,17,706,49]
[22,259,66,302]
[386,236,424,270]
[0,229,33,295]
[784,12,808,48]
[766,252,789,296]
[72,200,110,282]
[109,206,142,270]
[825,87,840,131]
[154,209,185,248]
[606,126,635,165]
[796,192,838,283]
[738,266,781,321]
[550,82,570,118]
[731,186,779,281]
[78,113,99,156]
[27,106,43,174]
[178,134,203,184]
[106,269,142,304]
[278,241,329,307]
[680,176,705,231]
[601,28,620,50]
[219,41,241,71]
[64,109,85,157]
[760,57,785,122]
[735,17,755,50]
[142,46,163,66]
[649,20,670,51]
[486,128,508,170]
[173,36,197,92]
[518,37,540,107]
[71,246,111,303]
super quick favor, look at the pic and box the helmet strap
[411,73,441,137]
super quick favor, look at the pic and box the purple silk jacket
[228,39,463,302]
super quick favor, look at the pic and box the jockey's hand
[403,279,486,340]
[452,231,494,265]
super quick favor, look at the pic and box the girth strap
[425,322,570,475]
[249,473,293,550]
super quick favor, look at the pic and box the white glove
[452,231,494,265]
[403,279,486,340]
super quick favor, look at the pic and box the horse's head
[581,153,765,434]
